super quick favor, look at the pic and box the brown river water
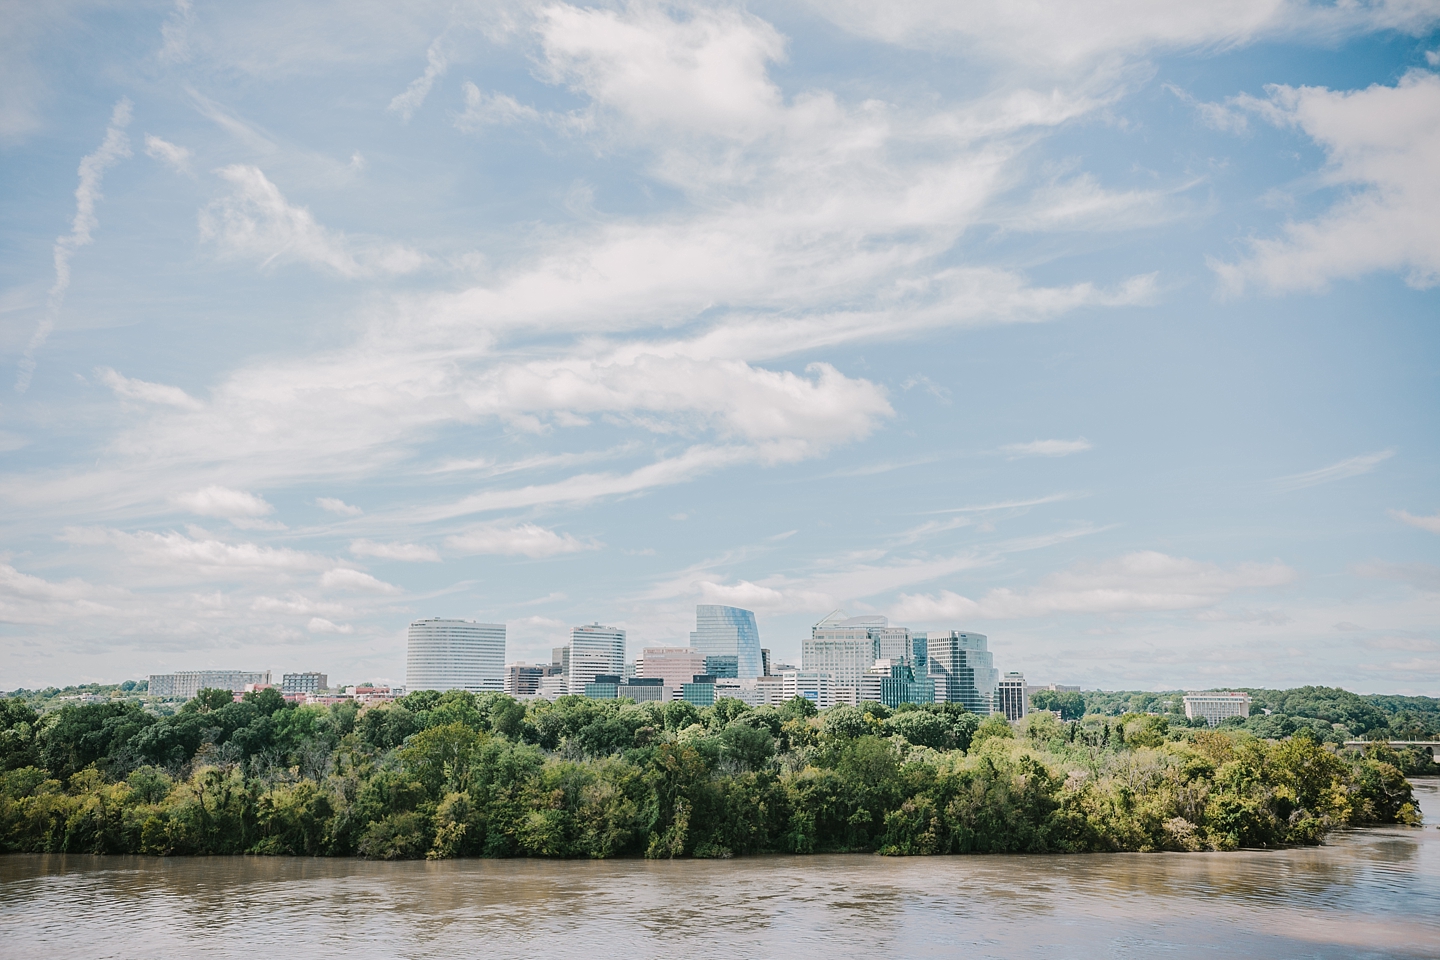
[3,780,1437,960]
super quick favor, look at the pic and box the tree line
[0,687,1421,859]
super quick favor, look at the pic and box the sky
[1,0,1438,694]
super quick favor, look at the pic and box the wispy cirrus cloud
[17,99,132,393]
[891,550,1296,621]
[1391,509,1440,534]
[1272,449,1394,491]
[1001,437,1092,458]
[350,539,441,562]
[444,523,597,559]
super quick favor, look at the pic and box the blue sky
[1,0,1437,693]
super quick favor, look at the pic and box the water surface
[4,781,1437,959]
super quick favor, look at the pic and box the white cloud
[199,165,427,278]
[144,134,193,174]
[0,562,129,625]
[1272,449,1394,491]
[802,0,1440,70]
[1214,70,1440,293]
[891,550,1296,621]
[173,485,274,519]
[62,527,327,575]
[1001,438,1092,458]
[307,616,354,634]
[317,497,363,516]
[1391,509,1440,534]
[389,37,447,122]
[17,99,132,393]
[444,523,596,559]
[319,568,400,593]
[535,2,786,140]
[97,367,203,410]
[350,538,441,562]
[454,82,545,130]
[159,0,195,64]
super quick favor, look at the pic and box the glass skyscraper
[406,618,506,693]
[926,630,998,714]
[689,605,762,679]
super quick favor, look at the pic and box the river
[2,780,1437,959]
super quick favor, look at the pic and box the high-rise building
[636,646,706,692]
[281,672,327,694]
[802,611,882,691]
[1183,692,1251,726]
[406,619,506,693]
[926,630,998,715]
[149,670,271,699]
[504,663,545,697]
[568,622,626,692]
[689,605,762,679]
[860,660,934,708]
[997,671,1028,721]
[761,648,772,676]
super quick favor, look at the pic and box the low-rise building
[636,646,707,692]
[781,670,835,710]
[504,663,546,697]
[149,670,271,699]
[681,674,718,707]
[282,672,327,695]
[1184,692,1252,726]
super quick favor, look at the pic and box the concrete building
[149,670,271,699]
[568,623,626,693]
[997,671,1028,721]
[406,619,506,693]
[1183,692,1252,726]
[281,672,327,695]
[636,646,707,692]
[803,611,882,692]
[689,605,763,678]
[926,631,998,715]
[504,663,546,697]
[535,674,567,700]
[781,669,835,710]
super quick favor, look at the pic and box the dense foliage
[0,687,1422,859]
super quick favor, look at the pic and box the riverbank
[2,781,1436,960]
[0,689,1421,858]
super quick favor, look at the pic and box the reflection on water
[3,781,1437,960]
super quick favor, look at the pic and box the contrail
[16,98,133,393]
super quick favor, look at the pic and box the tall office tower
[760,648,772,676]
[803,611,883,691]
[568,623,626,692]
[636,646,707,691]
[926,630,998,715]
[406,618,506,693]
[997,671,1028,721]
[689,605,762,679]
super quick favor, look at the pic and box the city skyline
[1,4,1437,694]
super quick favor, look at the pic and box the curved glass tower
[689,604,762,679]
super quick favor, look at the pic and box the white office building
[927,631,998,715]
[568,623,626,693]
[1183,692,1252,726]
[803,611,882,691]
[406,618,506,693]
[782,670,836,710]
[997,671,1028,721]
[149,670,271,699]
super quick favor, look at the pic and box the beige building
[1183,692,1252,726]
[635,646,707,691]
